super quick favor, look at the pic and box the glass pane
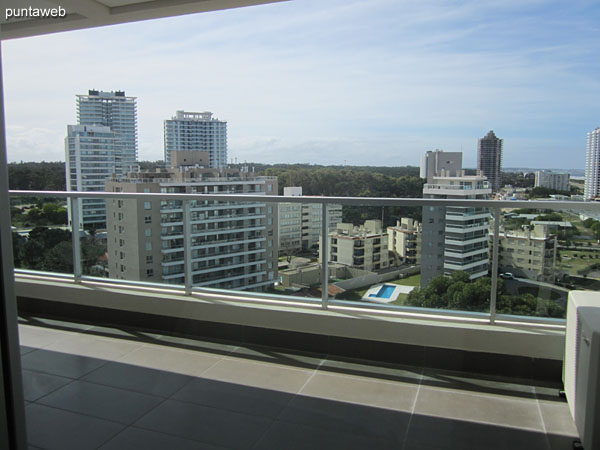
[495,207,568,319]
[274,201,325,302]
[330,203,494,315]
[11,195,73,274]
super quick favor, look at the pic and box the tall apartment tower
[421,151,491,288]
[65,125,117,228]
[77,90,138,172]
[164,111,227,168]
[106,159,278,291]
[585,127,600,200]
[477,130,503,193]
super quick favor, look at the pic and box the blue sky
[2,0,599,168]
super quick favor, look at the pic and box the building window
[119,239,124,247]
[146,255,153,264]
[144,215,152,224]
[145,229,152,237]
[120,264,126,272]
[118,212,124,220]
[146,269,154,277]
[144,201,151,210]
[145,242,152,251]
[119,251,125,259]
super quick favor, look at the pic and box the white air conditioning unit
[564,291,600,450]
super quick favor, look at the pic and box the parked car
[500,272,515,280]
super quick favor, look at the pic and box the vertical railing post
[183,199,193,295]
[490,206,500,324]
[70,196,82,282]
[321,202,329,310]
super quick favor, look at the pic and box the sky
[1,0,599,169]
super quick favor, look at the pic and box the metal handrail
[9,189,600,326]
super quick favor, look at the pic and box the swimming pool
[368,284,396,299]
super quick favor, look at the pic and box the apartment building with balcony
[65,124,118,228]
[105,162,278,291]
[491,223,557,282]
[535,170,570,192]
[278,186,342,254]
[324,220,389,272]
[164,110,227,168]
[77,89,138,172]
[387,218,422,265]
[422,170,492,287]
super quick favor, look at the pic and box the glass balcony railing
[9,189,600,325]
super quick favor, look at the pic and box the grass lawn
[559,250,600,276]
[389,274,421,287]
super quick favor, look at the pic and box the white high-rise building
[77,90,138,172]
[164,111,227,168]
[535,171,570,192]
[65,125,118,228]
[585,127,600,200]
[420,150,491,287]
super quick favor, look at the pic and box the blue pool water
[368,284,396,299]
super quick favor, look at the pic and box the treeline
[8,162,66,190]
[237,163,420,181]
[256,165,425,226]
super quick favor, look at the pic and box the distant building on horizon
[585,127,600,200]
[164,110,227,169]
[477,130,503,193]
[535,170,570,192]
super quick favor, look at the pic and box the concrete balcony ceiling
[1,0,287,40]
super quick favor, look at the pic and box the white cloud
[2,0,598,168]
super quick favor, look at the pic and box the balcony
[6,189,597,450]
[19,316,577,450]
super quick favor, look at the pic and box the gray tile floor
[18,318,579,450]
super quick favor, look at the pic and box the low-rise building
[535,171,570,192]
[322,220,389,272]
[490,224,557,282]
[387,218,422,265]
